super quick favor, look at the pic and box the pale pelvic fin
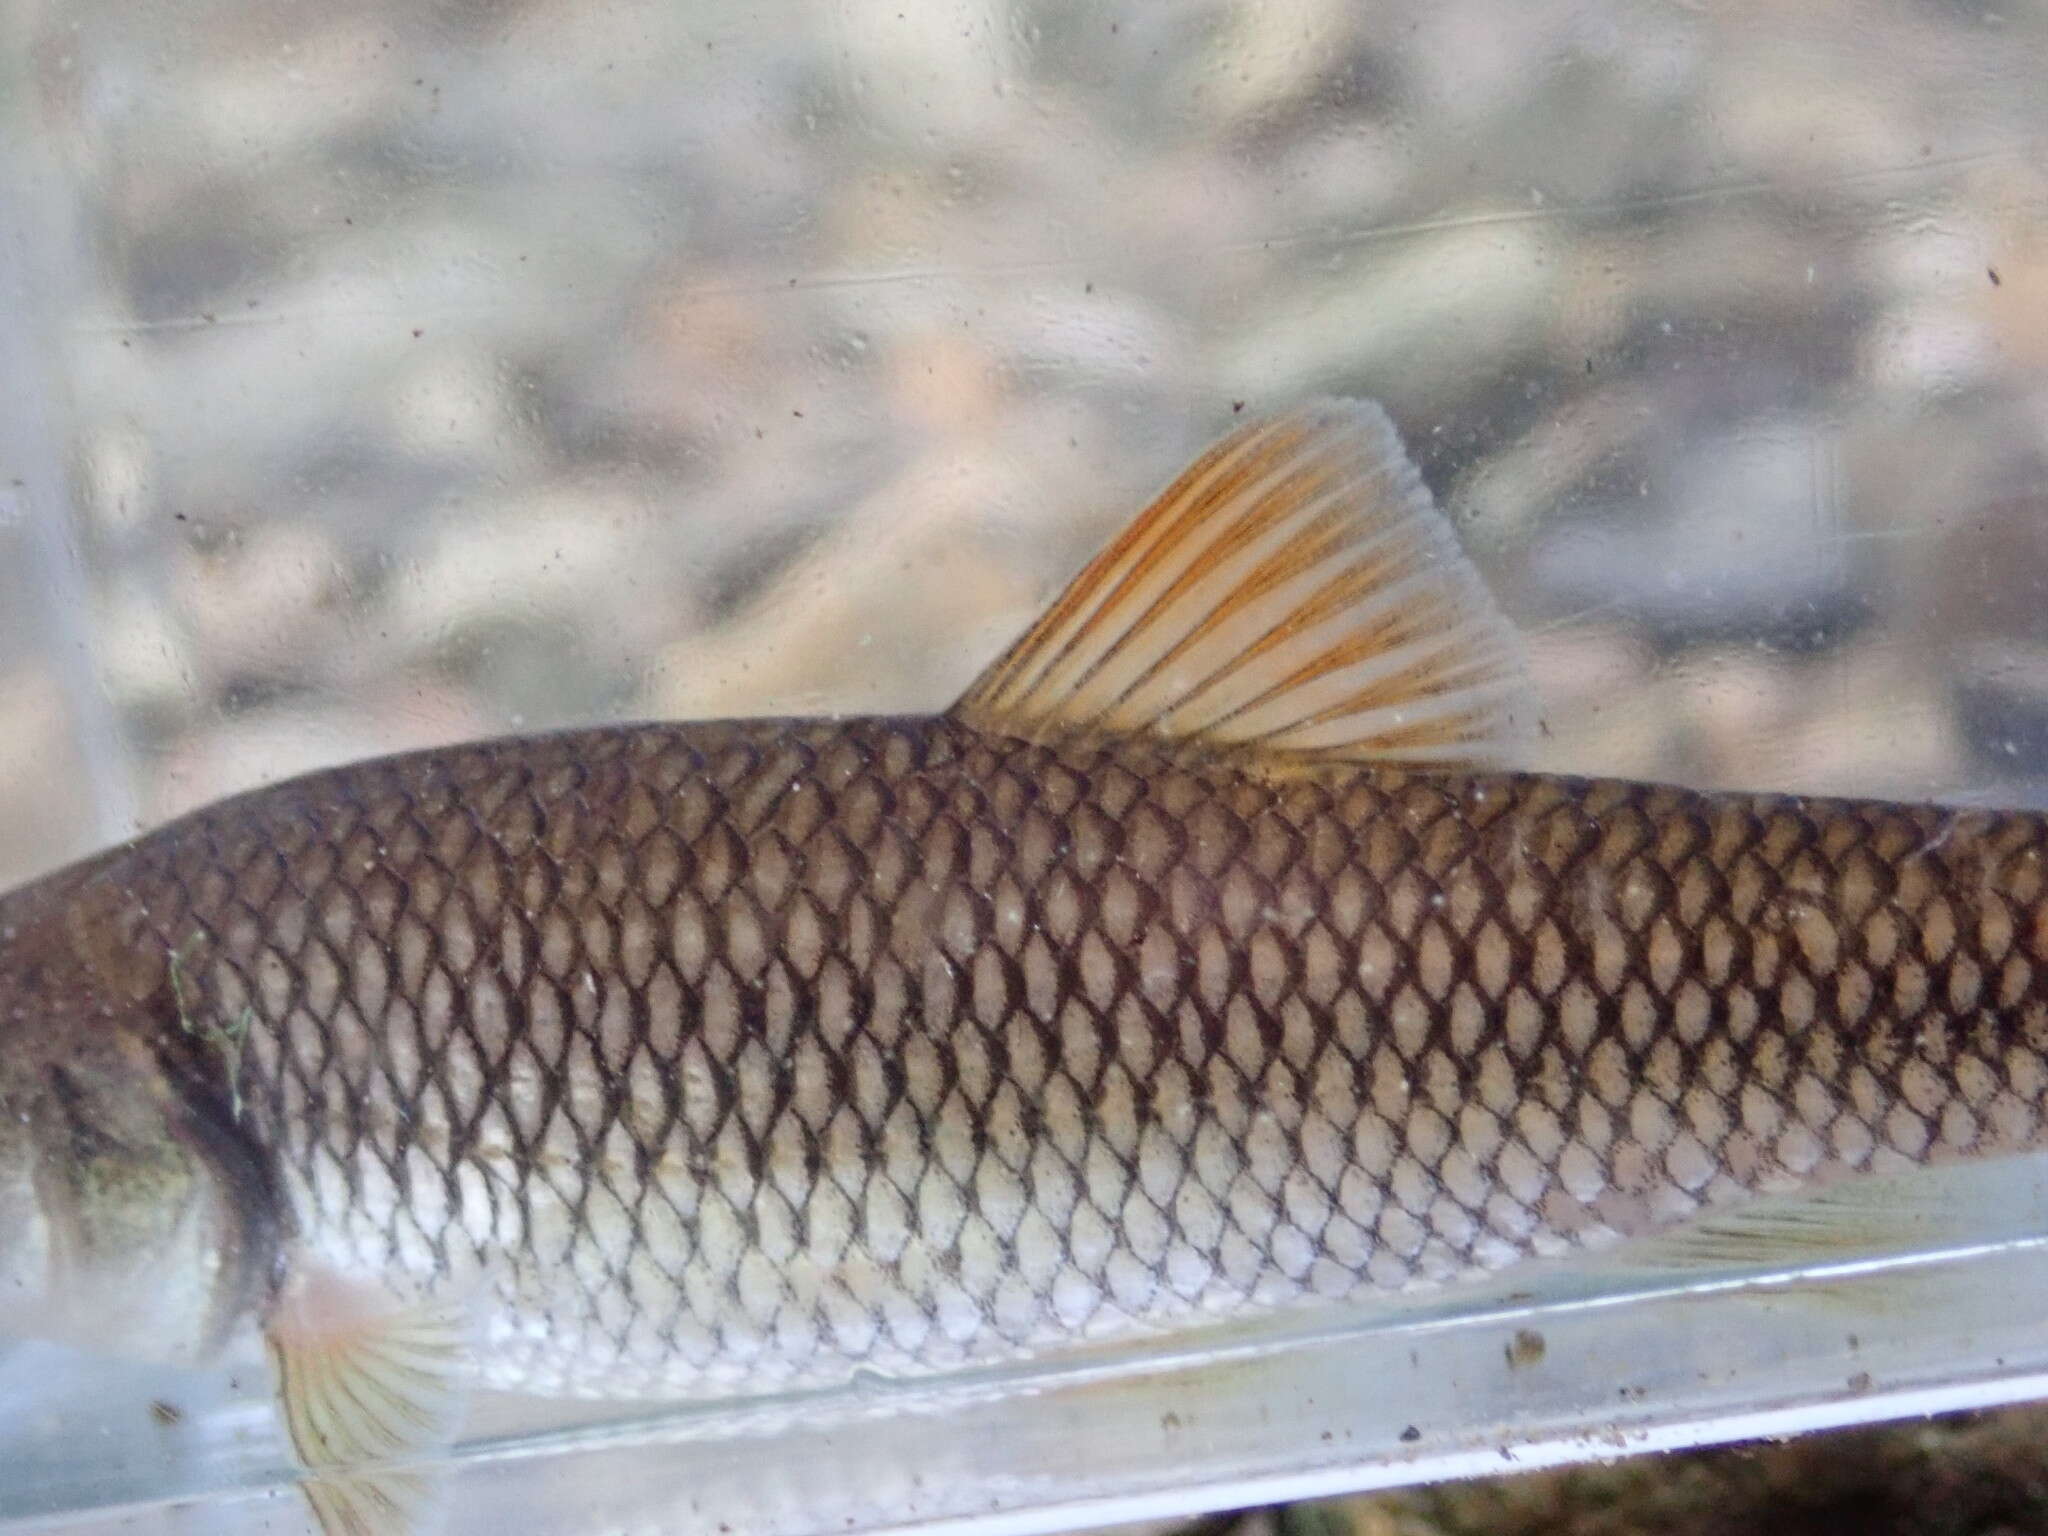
[302,1470,440,1536]
[1610,1168,1983,1279]
[952,398,1538,766]
[266,1266,473,1536]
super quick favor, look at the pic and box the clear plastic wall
[4,1,2048,1532]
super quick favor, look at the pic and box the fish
[4,397,2046,1533]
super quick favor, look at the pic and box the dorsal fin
[952,398,1538,768]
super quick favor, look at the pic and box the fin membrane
[1608,1165,2011,1279]
[1592,1161,2048,1331]
[954,398,1538,766]
[266,1267,473,1536]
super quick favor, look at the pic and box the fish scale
[100,712,2048,1397]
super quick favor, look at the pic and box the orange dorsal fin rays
[951,398,1538,769]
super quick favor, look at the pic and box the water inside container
[4,1,2048,1531]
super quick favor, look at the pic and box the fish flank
[33,718,2039,1395]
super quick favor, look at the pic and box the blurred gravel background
[5,0,2048,892]
[5,0,2048,1530]
[1090,1401,2048,1536]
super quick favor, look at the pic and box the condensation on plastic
[4,0,2048,1532]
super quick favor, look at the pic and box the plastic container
[5,1,2048,1531]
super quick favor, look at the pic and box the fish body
[17,716,2048,1399]
[2,399,2042,1528]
